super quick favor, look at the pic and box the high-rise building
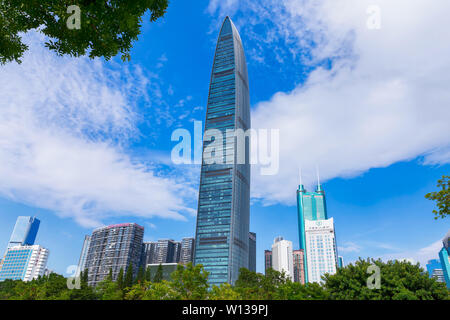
[173,241,182,263]
[180,238,195,264]
[293,249,305,284]
[272,237,294,280]
[338,256,344,269]
[264,250,272,274]
[194,16,251,286]
[155,239,177,264]
[248,232,256,272]
[304,218,338,283]
[7,216,40,248]
[0,245,49,282]
[142,241,158,265]
[76,235,91,276]
[438,231,450,288]
[426,259,443,278]
[85,223,144,287]
[297,179,339,283]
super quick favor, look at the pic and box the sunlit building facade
[439,231,450,288]
[0,245,49,282]
[194,16,251,286]
[272,237,294,280]
[7,216,40,248]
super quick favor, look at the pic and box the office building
[271,237,294,280]
[264,250,272,274]
[0,245,49,281]
[155,239,177,264]
[180,238,195,264]
[426,259,443,278]
[85,223,144,287]
[438,231,450,288]
[76,235,91,276]
[293,249,305,284]
[146,263,179,281]
[194,16,251,286]
[142,241,158,265]
[304,218,338,283]
[248,232,256,272]
[338,256,344,269]
[7,216,40,248]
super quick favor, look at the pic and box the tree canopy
[0,260,448,300]
[0,0,169,64]
[425,175,449,219]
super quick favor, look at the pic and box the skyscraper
[7,216,40,248]
[293,249,305,284]
[297,179,339,283]
[271,237,294,280]
[180,238,195,264]
[194,16,251,286]
[85,223,144,287]
[76,235,91,276]
[142,241,158,265]
[248,232,256,272]
[264,250,272,274]
[338,256,344,269]
[0,245,49,282]
[155,239,177,264]
[438,231,450,288]
[426,259,442,278]
[304,218,338,283]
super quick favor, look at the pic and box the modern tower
[248,232,256,272]
[264,250,272,274]
[76,235,91,276]
[293,249,305,284]
[194,16,251,286]
[180,238,195,264]
[7,216,40,248]
[0,245,49,282]
[271,236,294,280]
[304,218,338,283]
[438,231,450,288]
[85,223,144,286]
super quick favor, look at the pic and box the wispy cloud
[338,241,361,253]
[0,32,195,228]
[208,0,450,204]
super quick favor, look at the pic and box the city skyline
[0,0,449,278]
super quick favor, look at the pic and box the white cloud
[0,33,194,228]
[338,241,361,253]
[209,0,450,204]
[379,239,443,268]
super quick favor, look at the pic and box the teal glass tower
[438,231,450,288]
[194,17,250,286]
[8,216,40,248]
[297,182,327,283]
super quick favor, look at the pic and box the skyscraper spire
[316,165,323,192]
[298,166,305,192]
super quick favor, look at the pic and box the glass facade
[439,232,450,288]
[0,245,49,282]
[8,216,40,248]
[194,16,250,286]
[297,184,329,283]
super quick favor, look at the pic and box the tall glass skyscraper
[297,182,338,283]
[194,16,250,286]
[8,216,40,248]
[438,231,450,288]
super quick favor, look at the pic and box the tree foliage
[323,258,449,300]
[0,0,169,64]
[425,175,450,219]
[0,260,448,300]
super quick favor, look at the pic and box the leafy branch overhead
[0,0,169,64]
[425,175,449,219]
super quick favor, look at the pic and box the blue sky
[0,0,449,276]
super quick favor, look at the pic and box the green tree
[136,266,145,285]
[0,0,169,65]
[96,276,123,300]
[145,266,152,282]
[117,267,124,290]
[124,263,134,289]
[234,268,290,300]
[209,283,241,300]
[142,280,179,300]
[170,263,209,300]
[425,175,449,219]
[153,264,163,283]
[323,258,449,300]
